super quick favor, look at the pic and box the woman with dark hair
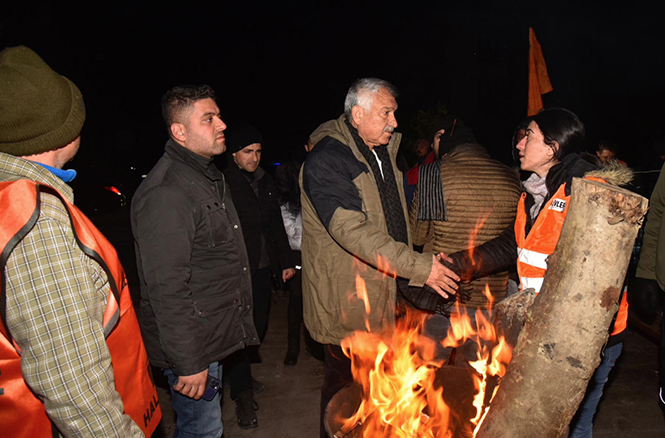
[448,107,632,438]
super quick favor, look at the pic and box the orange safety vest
[515,178,628,336]
[0,180,161,438]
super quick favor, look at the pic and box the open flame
[335,282,512,438]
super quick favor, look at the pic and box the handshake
[398,251,474,316]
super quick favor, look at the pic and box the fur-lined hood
[545,153,633,198]
[585,161,634,187]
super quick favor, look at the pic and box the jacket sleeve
[6,212,143,437]
[449,222,518,281]
[280,204,302,251]
[303,144,432,286]
[266,175,295,270]
[636,162,665,286]
[132,185,208,376]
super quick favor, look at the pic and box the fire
[335,282,512,437]
[467,211,491,268]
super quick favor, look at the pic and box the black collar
[165,139,223,181]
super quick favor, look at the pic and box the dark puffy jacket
[131,140,259,376]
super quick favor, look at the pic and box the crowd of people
[1,44,664,438]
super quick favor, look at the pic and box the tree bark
[491,288,536,350]
[476,178,648,438]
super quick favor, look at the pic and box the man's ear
[171,123,186,142]
[351,105,364,125]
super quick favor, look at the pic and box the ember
[326,284,512,438]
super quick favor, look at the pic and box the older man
[300,77,459,437]
[132,85,258,438]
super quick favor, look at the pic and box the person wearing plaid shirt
[0,46,153,437]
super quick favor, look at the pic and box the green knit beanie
[0,46,86,156]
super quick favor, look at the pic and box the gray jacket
[131,140,258,376]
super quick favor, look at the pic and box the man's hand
[425,253,459,299]
[173,369,208,400]
[282,268,296,282]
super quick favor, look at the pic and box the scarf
[416,160,447,221]
[345,119,408,245]
[523,172,549,221]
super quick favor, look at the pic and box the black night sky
[3,1,664,173]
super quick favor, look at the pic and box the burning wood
[326,282,512,438]
[326,178,647,438]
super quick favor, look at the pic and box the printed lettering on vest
[144,393,159,428]
[549,198,567,212]
[143,361,159,428]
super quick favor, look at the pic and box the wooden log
[476,178,648,438]
[491,288,536,350]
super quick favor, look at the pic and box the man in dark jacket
[634,161,665,413]
[220,122,296,428]
[131,85,258,438]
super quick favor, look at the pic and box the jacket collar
[311,114,402,163]
[164,139,223,182]
[545,153,598,197]
[0,152,75,203]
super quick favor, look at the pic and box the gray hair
[344,78,398,120]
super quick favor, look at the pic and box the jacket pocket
[201,197,234,247]
[193,291,247,353]
[193,291,238,318]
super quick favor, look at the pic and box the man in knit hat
[219,122,296,429]
[0,46,160,437]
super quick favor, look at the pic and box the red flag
[528,27,553,116]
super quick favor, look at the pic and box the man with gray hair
[300,77,459,437]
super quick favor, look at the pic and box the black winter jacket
[220,156,294,284]
[131,140,259,376]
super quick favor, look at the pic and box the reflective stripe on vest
[517,247,549,270]
[520,276,545,293]
[0,180,162,438]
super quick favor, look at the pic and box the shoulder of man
[304,136,366,177]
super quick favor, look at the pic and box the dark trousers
[320,344,354,438]
[287,268,303,343]
[252,267,273,343]
[225,267,272,399]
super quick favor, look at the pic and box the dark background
[2,0,664,172]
